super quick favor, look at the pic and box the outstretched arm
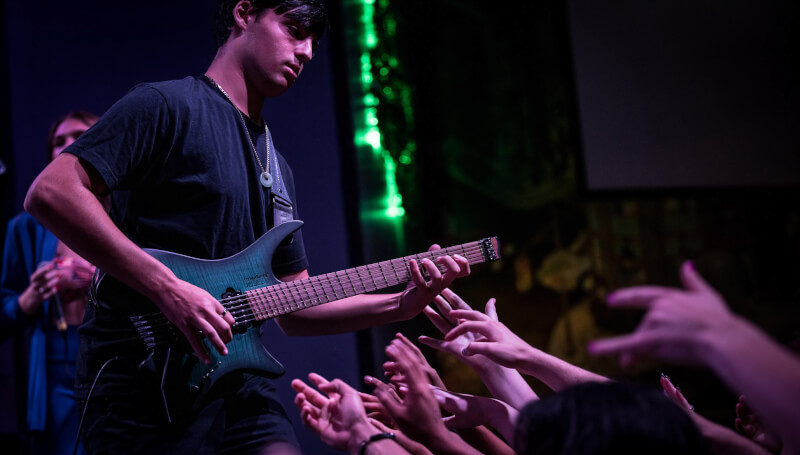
[589,261,800,454]
[442,296,607,392]
[661,375,775,455]
[25,153,234,364]
[370,339,483,455]
[417,289,537,408]
[429,386,518,444]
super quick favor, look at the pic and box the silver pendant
[260,171,273,188]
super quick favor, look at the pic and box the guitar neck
[241,237,500,321]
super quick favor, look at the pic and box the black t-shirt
[67,76,309,400]
[69,75,307,273]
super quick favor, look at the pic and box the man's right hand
[152,276,236,364]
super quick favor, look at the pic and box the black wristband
[358,432,396,455]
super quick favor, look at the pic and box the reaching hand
[421,289,539,408]
[397,245,470,320]
[292,373,376,452]
[383,332,446,390]
[369,338,448,444]
[443,302,537,373]
[430,386,518,442]
[735,395,783,453]
[358,390,396,429]
[588,260,734,367]
[420,289,500,372]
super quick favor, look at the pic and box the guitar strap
[265,133,293,229]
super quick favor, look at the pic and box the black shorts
[81,372,299,455]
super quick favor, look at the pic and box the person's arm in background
[661,374,776,455]
[443,297,608,392]
[381,332,515,454]
[370,339,484,455]
[589,261,800,455]
[0,215,59,338]
[417,289,537,409]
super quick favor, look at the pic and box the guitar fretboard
[238,238,498,322]
[131,237,499,347]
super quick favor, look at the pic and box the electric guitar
[94,220,500,394]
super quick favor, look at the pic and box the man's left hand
[397,245,470,320]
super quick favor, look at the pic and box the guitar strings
[133,243,491,340]
[219,244,489,323]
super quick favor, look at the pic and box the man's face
[243,8,317,98]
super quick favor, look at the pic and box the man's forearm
[704,317,800,454]
[276,292,403,336]
[25,154,176,303]
[520,348,609,392]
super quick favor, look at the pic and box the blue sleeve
[0,216,42,339]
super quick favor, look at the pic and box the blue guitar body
[100,220,306,393]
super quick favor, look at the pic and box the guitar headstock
[480,236,501,262]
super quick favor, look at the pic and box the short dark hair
[514,382,709,455]
[214,0,327,48]
[47,110,99,162]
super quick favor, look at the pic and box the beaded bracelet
[358,432,396,455]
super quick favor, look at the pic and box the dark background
[2,0,799,453]
[569,0,799,191]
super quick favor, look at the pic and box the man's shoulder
[129,76,206,105]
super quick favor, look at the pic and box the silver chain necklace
[205,75,272,188]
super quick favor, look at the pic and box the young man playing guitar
[24,1,471,453]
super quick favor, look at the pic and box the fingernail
[586,341,596,353]
[687,260,696,270]
[364,376,374,384]
[606,292,618,303]
[660,372,667,378]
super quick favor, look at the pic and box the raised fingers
[366,375,403,416]
[605,286,678,309]
[484,298,498,321]
[444,320,493,342]
[587,332,658,358]
[423,304,452,334]
[431,294,459,326]
[291,377,329,410]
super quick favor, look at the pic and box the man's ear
[232,0,255,32]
